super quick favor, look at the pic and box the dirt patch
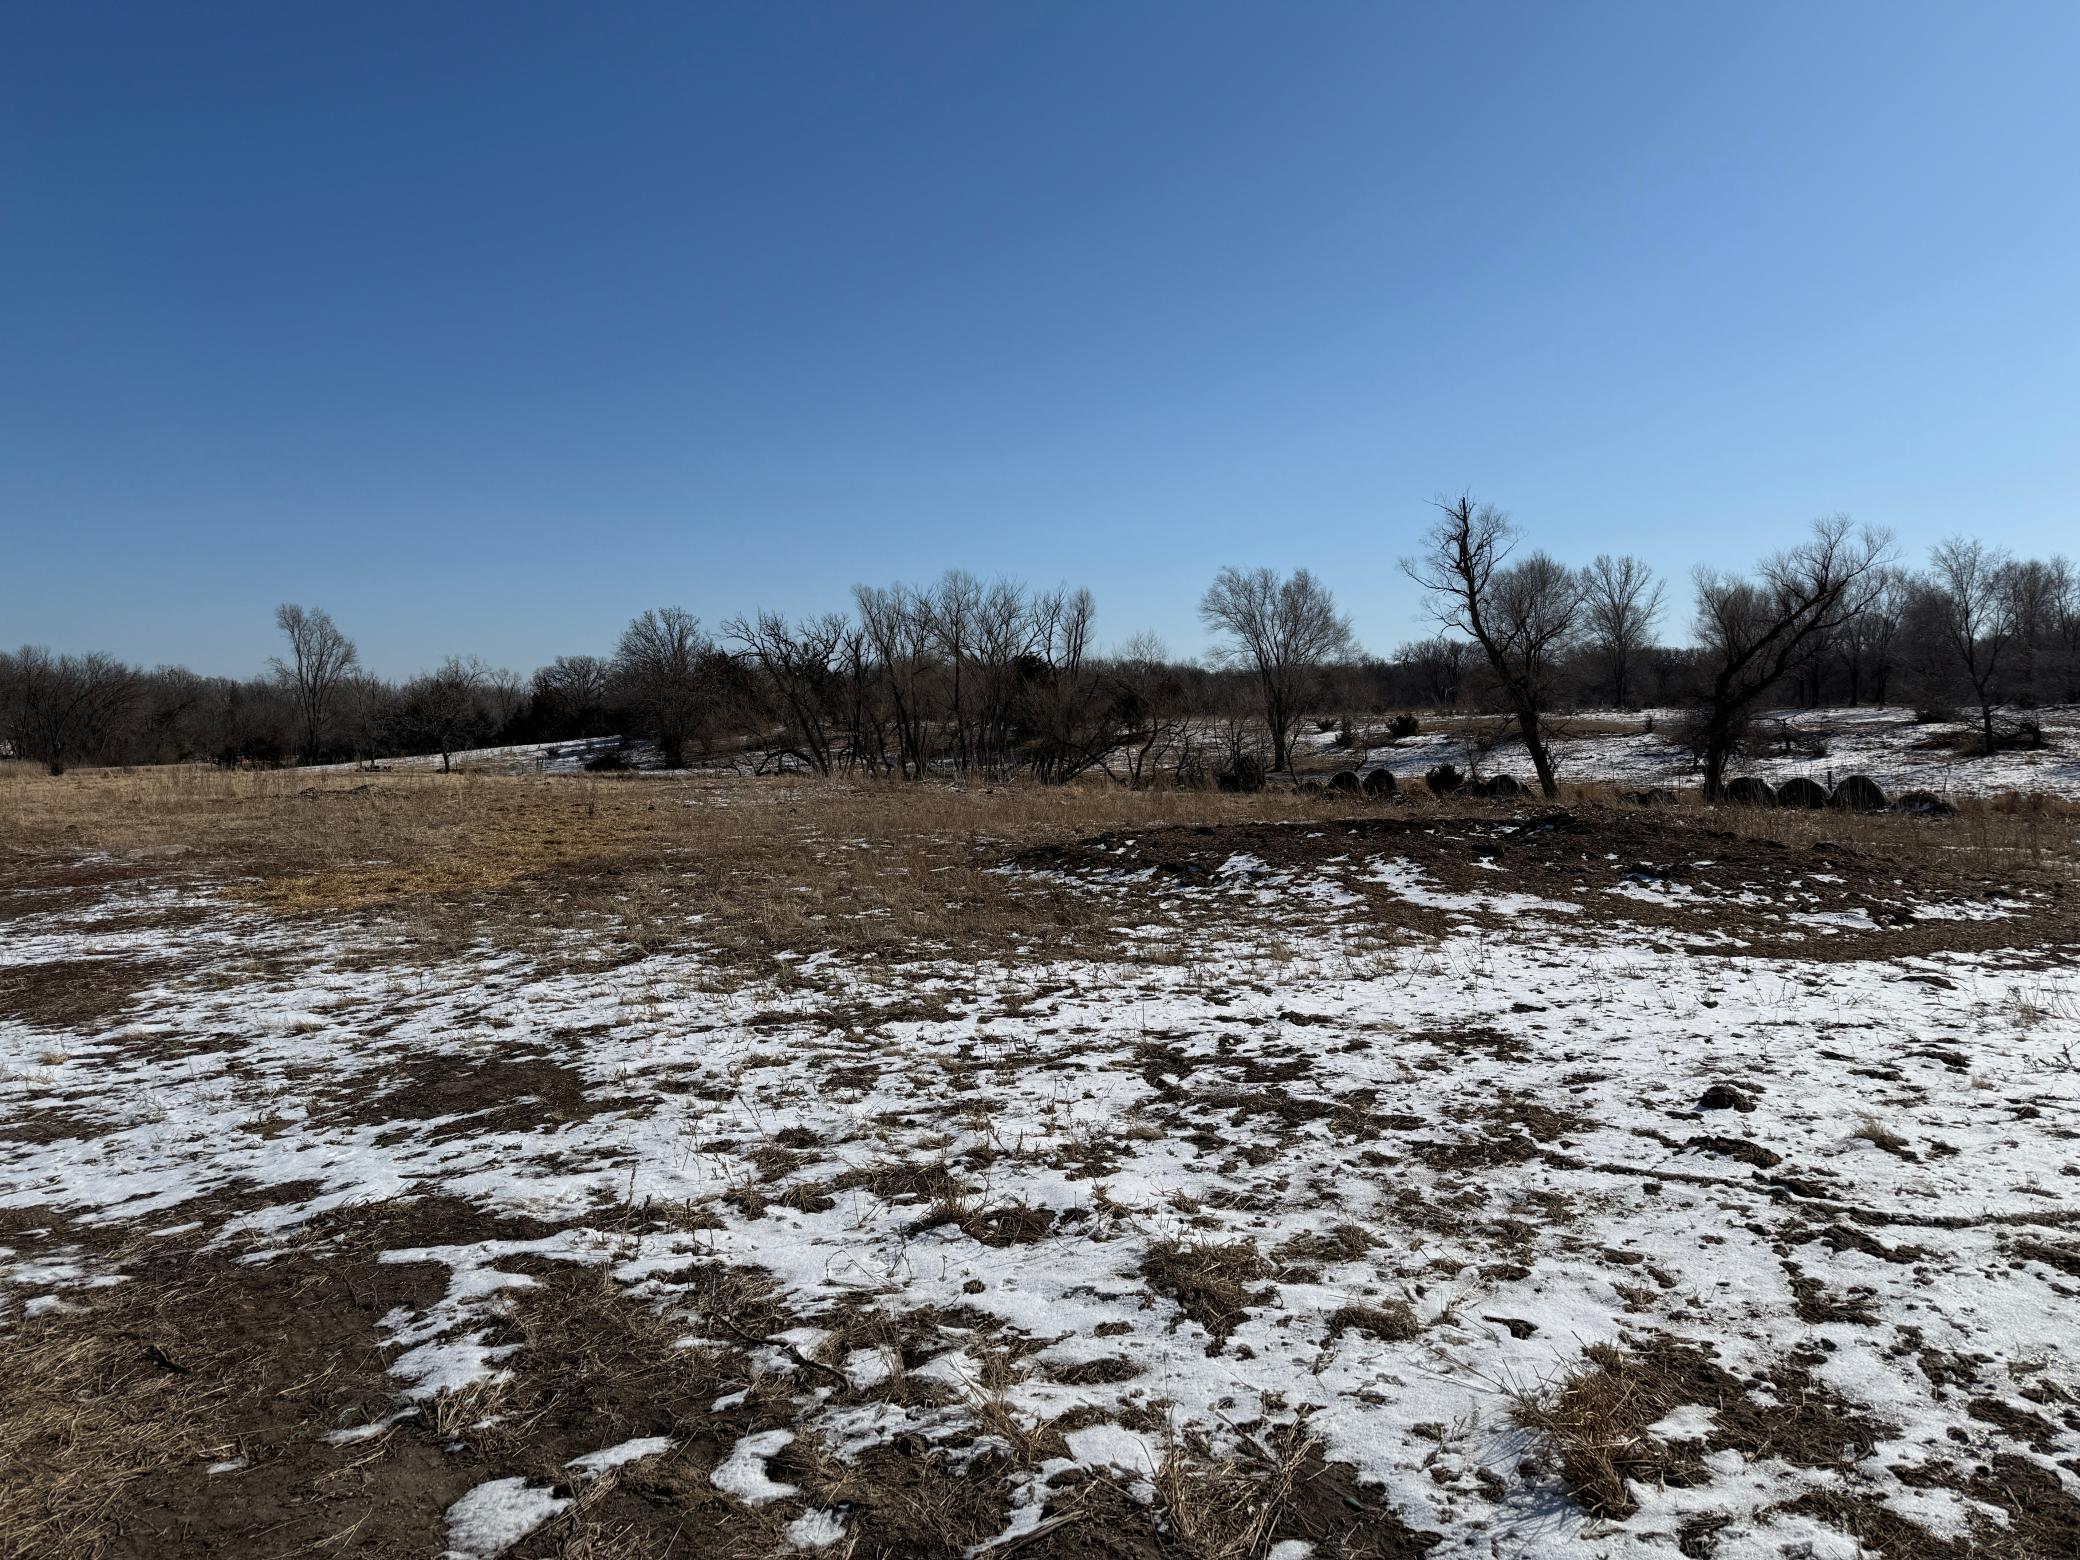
[0,957,181,1034]
[1015,808,2080,964]
[337,1052,644,1142]
[0,1213,456,1559]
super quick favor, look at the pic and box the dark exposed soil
[0,955,182,1034]
[1013,807,2079,963]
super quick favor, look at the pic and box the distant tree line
[5,510,2077,795]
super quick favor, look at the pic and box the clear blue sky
[4,3,2075,678]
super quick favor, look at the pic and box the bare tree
[1198,567,1355,773]
[1689,516,1893,799]
[269,605,359,764]
[1834,569,1906,706]
[0,646,140,773]
[726,610,850,775]
[398,656,488,773]
[1582,554,1664,710]
[1393,636,1469,711]
[1401,497,1583,798]
[2005,556,2065,706]
[1926,537,2019,757]
[1022,586,1115,783]
[339,670,396,766]
[533,655,613,736]
[853,584,938,779]
[480,666,527,737]
[1102,632,1195,788]
[2051,557,2080,702]
[613,608,712,768]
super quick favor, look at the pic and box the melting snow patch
[566,1434,676,1477]
[713,1429,798,1504]
[1064,1422,1160,1475]
[1647,1403,1717,1442]
[785,1508,847,1549]
[1362,857,1580,917]
[443,1477,570,1558]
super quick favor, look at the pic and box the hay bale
[1327,769,1361,795]
[1775,776,1828,810]
[1829,775,1886,812]
[1722,777,1776,807]
[1361,767,1398,799]
[1483,774,1528,799]
[1892,789,1953,817]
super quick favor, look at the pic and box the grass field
[4,766,2080,1558]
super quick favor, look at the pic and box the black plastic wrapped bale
[1722,777,1776,806]
[1829,775,1886,812]
[1776,776,1828,810]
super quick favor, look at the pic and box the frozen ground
[4,802,2079,1556]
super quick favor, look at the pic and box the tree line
[5,503,2077,799]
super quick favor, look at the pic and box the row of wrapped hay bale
[1303,767,1531,800]
[1305,768,1954,816]
[1719,774,1950,814]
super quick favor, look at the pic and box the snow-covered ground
[5,804,2078,1556]
[316,735,648,775]
[1320,705,2080,802]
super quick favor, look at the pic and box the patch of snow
[712,1429,798,1504]
[442,1477,570,1559]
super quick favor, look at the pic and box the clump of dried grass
[1141,1238,1269,1352]
[1324,1300,1422,1342]
[1149,1423,1321,1560]
[1507,1340,1702,1518]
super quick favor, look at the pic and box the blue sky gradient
[4,3,2076,677]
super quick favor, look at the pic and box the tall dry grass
[0,766,1349,965]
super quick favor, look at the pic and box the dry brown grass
[0,766,1354,967]
[1697,790,2080,879]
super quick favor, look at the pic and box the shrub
[1216,754,1266,793]
[1388,713,1420,740]
[1424,762,1463,795]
